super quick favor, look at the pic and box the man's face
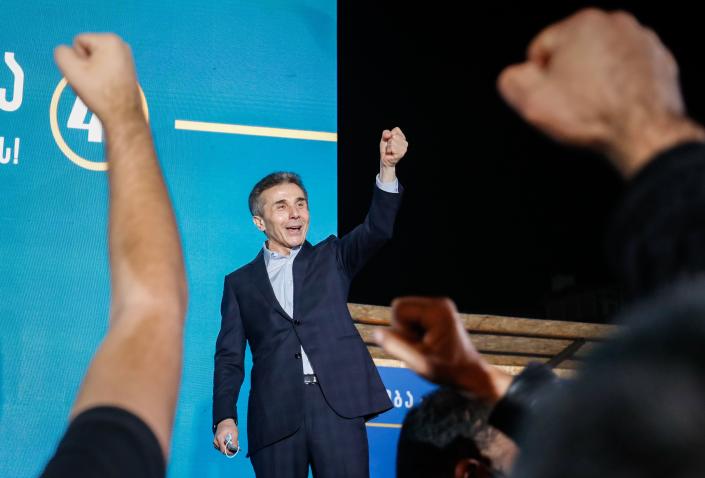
[253,182,310,255]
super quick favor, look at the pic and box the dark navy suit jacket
[213,186,401,454]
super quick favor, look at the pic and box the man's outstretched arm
[54,33,187,458]
[373,297,558,443]
[497,8,705,297]
[336,127,407,277]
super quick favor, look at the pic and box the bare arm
[497,8,705,179]
[374,297,512,404]
[54,33,187,458]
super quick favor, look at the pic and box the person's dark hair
[514,279,705,478]
[248,172,307,217]
[397,387,496,478]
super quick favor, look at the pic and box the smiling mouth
[286,226,303,233]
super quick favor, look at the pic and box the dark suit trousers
[250,382,369,478]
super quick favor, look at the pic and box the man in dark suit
[212,128,408,477]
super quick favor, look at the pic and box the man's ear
[455,458,492,478]
[253,216,265,232]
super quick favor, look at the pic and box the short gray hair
[248,172,308,217]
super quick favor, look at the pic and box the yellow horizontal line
[366,422,402,429]
[174,120,337,142]
[373,358,406,368]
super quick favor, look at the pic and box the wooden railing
[350,303,618,377]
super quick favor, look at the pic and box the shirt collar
[262,243,302,267]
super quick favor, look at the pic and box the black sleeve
[212,276,246,432]
[40,406,165,478]
[607,141,705,300]
[336,184,403,278]
[488,363,561,443]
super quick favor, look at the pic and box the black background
[337,1,705,322]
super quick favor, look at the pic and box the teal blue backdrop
[0,2,432,476]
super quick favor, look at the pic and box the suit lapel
[292,241,313,319]
[251,249,293,322]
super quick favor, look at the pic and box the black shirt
[40,406,165,478]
